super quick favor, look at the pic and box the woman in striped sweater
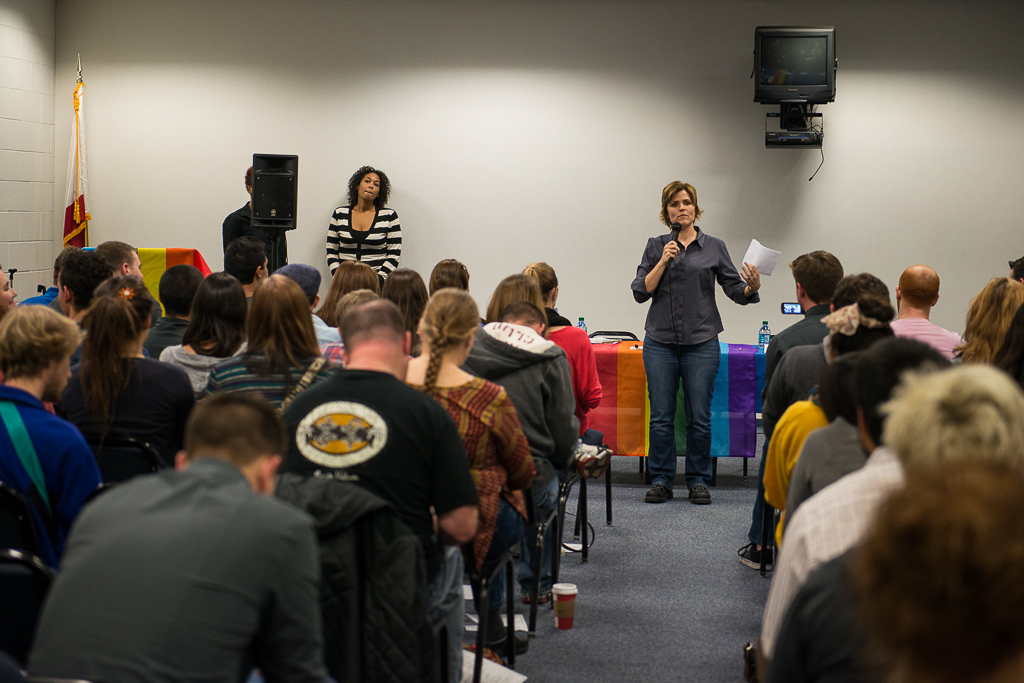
[326,166,401,287]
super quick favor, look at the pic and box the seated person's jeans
[518,475,560,594]
[471,497,527,612]
[581,428,604,446]
[426,545,465,683]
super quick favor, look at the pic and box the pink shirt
[889,317,964,360]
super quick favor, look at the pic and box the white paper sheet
[464,613,529,632]
[741,239,782,276]
[461,651,529,683]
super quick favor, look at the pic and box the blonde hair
[659,181,703,227]
[333,289,378,325]
[522,262,558,301]
[956,278,1024,364]
[0,305,81,379]
[419,289,480,393]
[484,274,545,324]
[882,365,1024,470]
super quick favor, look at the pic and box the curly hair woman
[325,165,401,287]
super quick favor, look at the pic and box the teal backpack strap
[0,400,51,513]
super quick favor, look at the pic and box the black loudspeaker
[251,154,297,272]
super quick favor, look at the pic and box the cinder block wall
[0,0,55,299]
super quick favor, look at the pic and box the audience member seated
[58,277,195,466]
[319,289,378,364]
[783,352,865,520]
[464,283,578,605]
[160,272,248,396]
[1010,255,1024,284]
[144,264,204,358]
[770,368,1024,683]
[0,265,16,323]
[381,268,429,356]
[429,258,470,295]
[224,235,269,302]
[28,393,328,683]
[762,295,895,545]
[759,338,948,663]
[280,299,479,683]
[94,240,160,326]
[483,273,546,324]
[206,275,332,410]
[407,289,536,657]
[315,260,379,329]
[854,460,1024,683]
[276,263,340,345]
[56,249,115,365]
[18,246,77,309]
[0,306,100,567]
[889,264,964,359]
[524,262,603,445]
[994,302,1024,389]
[955,276,1024,364]
[744,272,889,569]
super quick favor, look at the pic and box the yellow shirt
[763,399,828,547]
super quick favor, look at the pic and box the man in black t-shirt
[223,166,287,270]
[281,299,478,683]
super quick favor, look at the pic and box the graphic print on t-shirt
[296,401,389,469]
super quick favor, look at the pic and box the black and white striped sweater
[325,206,402,283]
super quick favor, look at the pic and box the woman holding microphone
[631,181,760,505]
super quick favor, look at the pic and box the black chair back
[0,549,54,665]
[0,481,41,557]
[588,330,639,342]
[85,435,162,484]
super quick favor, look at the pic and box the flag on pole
[63,65,90,248]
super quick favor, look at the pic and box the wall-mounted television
[754,27,836,104]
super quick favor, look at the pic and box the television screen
[760,36,828,86]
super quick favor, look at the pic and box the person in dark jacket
[276,473,435,683]
[463,299,578,604]
[223,165,287,269]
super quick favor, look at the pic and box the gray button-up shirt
[631,228,759,346]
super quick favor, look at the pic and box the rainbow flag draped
[139,248,212,314]
[591,341,765,458]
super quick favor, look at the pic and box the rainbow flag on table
[592,341,763,458]
[139,248,212,315]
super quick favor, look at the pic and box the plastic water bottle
[578,317,587,335]
[758,321,771,351]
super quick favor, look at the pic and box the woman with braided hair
[406,288,536,658]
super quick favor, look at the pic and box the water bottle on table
[758,321,771,351]
[578,317,587,335]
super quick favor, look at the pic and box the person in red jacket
[523,262,603,445]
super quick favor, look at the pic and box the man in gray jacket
[464,300,579,602]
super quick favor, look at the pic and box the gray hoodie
[159,345,234,397]
[463,323,579,488]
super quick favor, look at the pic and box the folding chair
[0,548,54,665]
[523,487,558,635]
[0,481,41,557]
[465,546,518,683]
[84,434,162,484]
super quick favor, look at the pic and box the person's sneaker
[738,542,773,570]
[486,631,530,657]
[644,483,673,503]
[688,484,712,505]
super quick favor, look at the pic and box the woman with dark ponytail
[58,276,196,467]
[406,288,535,658]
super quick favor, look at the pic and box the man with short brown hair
[0,306,100,567]
[890,265,964,359]
[29,392,327,683]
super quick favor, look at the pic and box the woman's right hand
[660,239,680,264]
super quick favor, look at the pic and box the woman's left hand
[742,262,761,296]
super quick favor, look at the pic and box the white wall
[0,0,54,298]
[52,0,1024,339]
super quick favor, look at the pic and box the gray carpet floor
[468,447,770,683]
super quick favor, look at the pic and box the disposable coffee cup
[552,583,578,629]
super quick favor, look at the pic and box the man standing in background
[223,165,287,269]
[890,265,963,360]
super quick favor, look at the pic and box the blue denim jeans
[473,497,526,611]
[643,336,721,490]
[747,437,776,545]
[426,545,465,683]
[581,428,604,446]
[518,475,559,594]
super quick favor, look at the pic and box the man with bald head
[890,265,963,359]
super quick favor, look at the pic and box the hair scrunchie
[821,303,886,336]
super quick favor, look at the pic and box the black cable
[560,511,596,552]
[808,124,825,181]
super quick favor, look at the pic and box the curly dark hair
[347,166,391,209]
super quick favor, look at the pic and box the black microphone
[670,222,681,255]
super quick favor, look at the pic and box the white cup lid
[552,582,578,595]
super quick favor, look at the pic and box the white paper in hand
[741,239,782,276]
